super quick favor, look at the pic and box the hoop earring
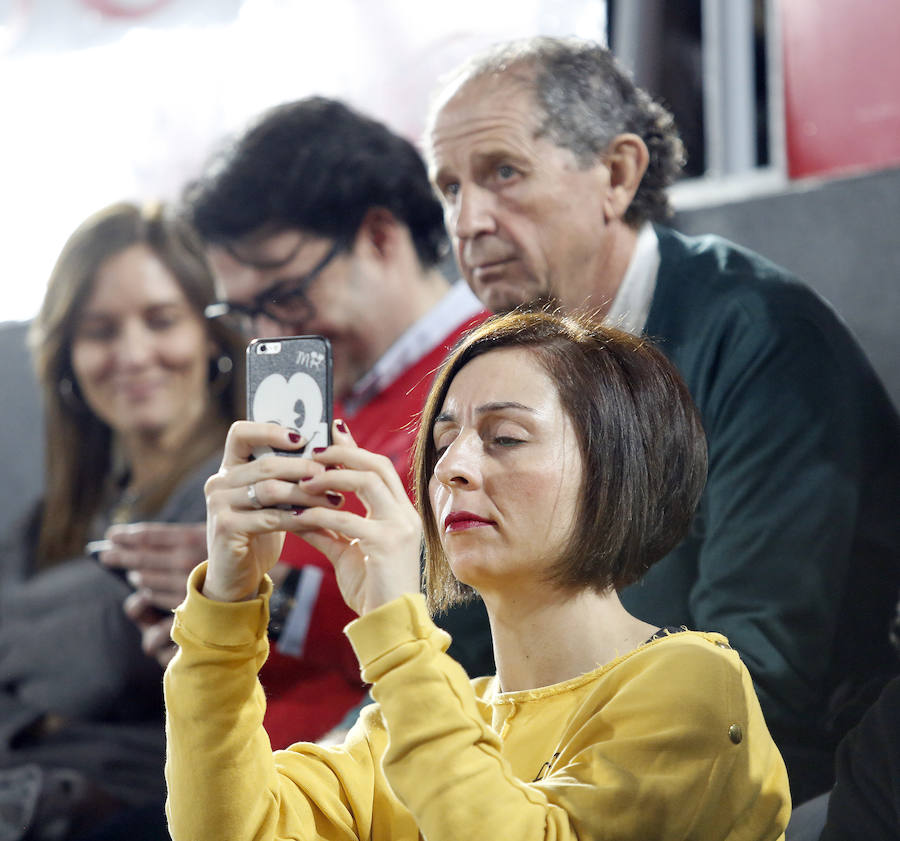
[209,354,233,396]
[58,376,88,413]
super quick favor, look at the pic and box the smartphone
[86,539,168,618]
[86,539,129,584]
[246,335,333,457]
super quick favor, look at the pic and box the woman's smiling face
[70,243,212,446]
[428,347,584,597]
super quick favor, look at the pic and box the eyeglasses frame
[204,238,345,332]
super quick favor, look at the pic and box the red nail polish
[292,506,306,514]
[336,419,347,433]
[326,492,341,506]
[288,432,301,443]
[312,446,327,455]
[301,476,313,482]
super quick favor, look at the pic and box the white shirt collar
[343,281,483,414]
[603,222,659,336]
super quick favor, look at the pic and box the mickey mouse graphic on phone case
[246,336,333,457]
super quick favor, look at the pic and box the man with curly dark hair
[425,36,900,805]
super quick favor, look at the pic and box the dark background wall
[673,165,900,411]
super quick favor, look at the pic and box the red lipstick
[444,511,494,532]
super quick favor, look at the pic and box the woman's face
[428,347,584,598]
[70,243,212,446]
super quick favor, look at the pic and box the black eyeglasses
[204,239,344,334]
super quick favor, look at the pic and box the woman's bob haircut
[414,309,708,614]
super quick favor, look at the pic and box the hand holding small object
[203,423,334,602]
[289,420,422,616]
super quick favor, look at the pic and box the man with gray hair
[425,35,900,804]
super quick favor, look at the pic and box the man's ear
[602,133,649,222]
[354,207,400,261]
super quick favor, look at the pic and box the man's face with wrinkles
[427,73,618,315]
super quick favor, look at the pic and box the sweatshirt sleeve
[163,563,416,841]
[348,593,546,840]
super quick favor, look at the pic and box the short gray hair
[428,36,685,226]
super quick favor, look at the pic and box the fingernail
[336,419,348,433]
[301,476,313,482]
[127,571,141,588]
[312,446,327,455]
[292,506,307,515]
[326,492,341,506]
[288,432,302,444]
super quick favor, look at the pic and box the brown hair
[414,309,707,613]
[29,201,245,567]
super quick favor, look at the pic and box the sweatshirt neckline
[489,628,721,704]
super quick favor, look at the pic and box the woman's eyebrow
[144,301,185,313]
[476,401,535,416]
[434,401,535,425]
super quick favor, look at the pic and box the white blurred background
[0,0,607,322]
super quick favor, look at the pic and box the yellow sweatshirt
[165,563,790,840]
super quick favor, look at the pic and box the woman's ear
[602,133,649,223]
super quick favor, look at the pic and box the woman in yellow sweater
[164,310,791,840]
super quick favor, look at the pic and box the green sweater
[621,226,900,799]
[164,564,789,841]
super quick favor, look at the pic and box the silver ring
[247,483,263,510]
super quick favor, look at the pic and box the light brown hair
[29,201,244,567]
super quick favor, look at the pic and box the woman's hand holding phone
[202,421,326,603]
[203,418,421,615]
[290,421,422,617]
